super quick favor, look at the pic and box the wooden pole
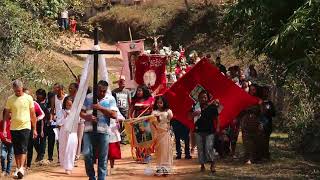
[129,27,133,42]
[93,27,99,132]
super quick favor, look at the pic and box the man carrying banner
[190,90,220,173]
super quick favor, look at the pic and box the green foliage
[0,0,52,61]
[284,74,320,152]
[224,0,320,152]
[13,0,66,18]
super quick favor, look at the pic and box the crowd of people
[0,50,275,179]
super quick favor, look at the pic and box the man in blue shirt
[81,80,117,180]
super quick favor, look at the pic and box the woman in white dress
[59,96,78,175]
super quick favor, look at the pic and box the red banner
[164,59,260,130]
[135,55,167,95]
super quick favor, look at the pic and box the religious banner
[124,115,158,149]
[164,58,260,130]
[117,40,145,89]
[135,54,167,95]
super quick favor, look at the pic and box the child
[59,96,78,174]
[69,16,77,33]
[152,96,173,176]
[0,110,13,177]
[108,118,122,175]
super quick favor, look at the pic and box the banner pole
[129,27,133,42]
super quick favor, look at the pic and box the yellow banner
[124,115,159,149]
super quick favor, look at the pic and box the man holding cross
[80,80,117,180]
[69,27,120,180]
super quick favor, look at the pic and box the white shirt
[61,10,68,19]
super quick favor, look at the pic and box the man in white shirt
[61,10,68,30]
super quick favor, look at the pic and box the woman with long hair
[129,85,154,163]
[152,96,173,176]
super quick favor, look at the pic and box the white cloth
[65,45,102,133]
[55,95,67,126]
[106,93,124,143]
[59,110,78,171]
[193,102,201,123]
[65,45,120,133]
[59,126,78,171]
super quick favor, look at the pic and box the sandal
[200,165,206,172]
[210,164,216,174]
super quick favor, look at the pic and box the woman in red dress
[129,85,154,163]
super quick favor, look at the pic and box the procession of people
[0,45,275,180]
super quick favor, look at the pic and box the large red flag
[164,59,260,130]
[135,54,167,95]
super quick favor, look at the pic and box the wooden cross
[72,27,120,132]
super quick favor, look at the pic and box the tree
[224,0,320,152]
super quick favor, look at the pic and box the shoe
[200,165,206,172]
[175,156,181,160]
[17,168,24,179]
[74,160,79,167]
[155,168,162,176]
[65,170,72,175]
[1,172,6,177]
[13,168,19,178]
[162,167,169,176]
[185,155,192,159]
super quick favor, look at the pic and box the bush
[0,0,52,61]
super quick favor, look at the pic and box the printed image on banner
[128,51,140,80]
[124,115,158,148]
[135,55,167,94]
[189,84,212,102]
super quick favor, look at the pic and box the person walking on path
[80,80,118,180]
[2,80,37,179]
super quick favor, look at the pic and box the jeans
[195,133,215,164]
[83,132,109,180]
[61,18,68,30]
[1,143,14,174]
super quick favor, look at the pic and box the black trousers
[171,120,190,157]
[27,121,47,167]
[34,121,46,161]
[45,125,56,161]
[27,128,34,167]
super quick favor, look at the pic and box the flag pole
[129,27,133,42]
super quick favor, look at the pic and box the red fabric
[34,102,43,117]
[70,19,77,33]
[0,119,11,144]
[108,142,122,160]
[135,55,167,95]
[185,65,193,72]
[131,97,155,118]
[164,59,260,130]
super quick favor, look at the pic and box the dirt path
[52,33,124,79]
[17,134,320,180]
[24,144,204,180]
